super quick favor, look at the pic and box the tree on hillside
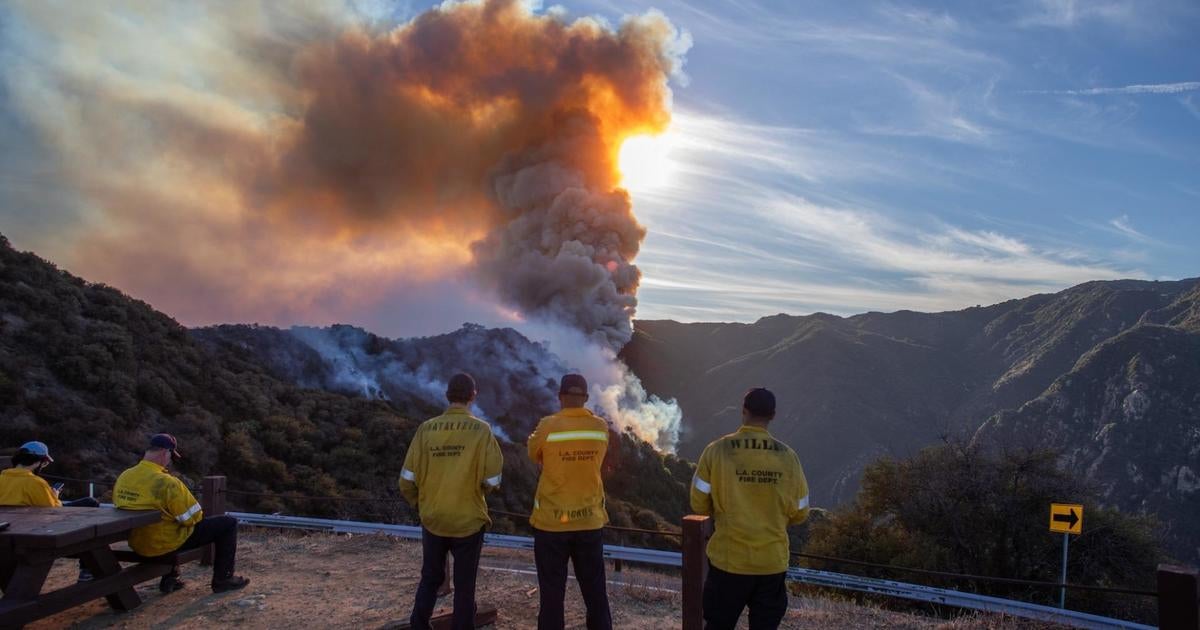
[804,442,1160,622]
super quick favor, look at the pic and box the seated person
[113,434,249,594]
[1,441,101,580]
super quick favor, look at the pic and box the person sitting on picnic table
[0,440,102,582]
[113,433,249,594]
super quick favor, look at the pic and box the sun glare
[618,133,674,193]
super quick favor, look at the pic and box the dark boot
[212,575,251,593]
[159,570,186,594]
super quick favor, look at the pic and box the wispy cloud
[1016,0,1138,29]
[1106,215,1154,243]
[633,109,1141,322]
[1029,81,1200,96]
[859,74,995,145]
[876,3,961,34]
[1084,215,1174,251]
[585,0,1001,68]
[1181,95,1200,121]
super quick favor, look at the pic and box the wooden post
[1159,564,1200,630]
[199,476,227,567]
[614,531,623,573]
[682,515,713,630]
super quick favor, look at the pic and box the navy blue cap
[149,434,182,459]
[559,374,588,396]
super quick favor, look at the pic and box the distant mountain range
[621,278,1200,563]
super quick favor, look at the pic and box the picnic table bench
[0,506,197,629]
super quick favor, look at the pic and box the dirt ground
[25,529,1059,629]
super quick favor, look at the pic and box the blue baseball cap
[19,441,53,462]
[559,374,589,395]
[149,433,182,459]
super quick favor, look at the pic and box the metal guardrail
[786,566,1154,630]
[229,510,1150,629]
[226,511,681,566]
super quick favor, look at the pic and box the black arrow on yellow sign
[1052,508,1079,529]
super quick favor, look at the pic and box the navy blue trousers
[410,527,484,630]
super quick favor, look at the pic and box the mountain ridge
[622,276,1200,562]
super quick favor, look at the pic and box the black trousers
[162,515,239,582]
[533,527,612,630]
[410,527,485,630]
[702,563,787,630]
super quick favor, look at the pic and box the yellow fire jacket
[0,468,62,507]
[113,460,203,556]
[527,407,612,532]
[690,425,810,575]
[399,407,504,538]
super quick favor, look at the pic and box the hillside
[974,285,1200,564]
[620,278,1200,562]
[191,323,568,443]
[0,234,688,534]
[191,322,697,530]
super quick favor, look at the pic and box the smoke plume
[196,322,680,450]
[1,0,687,447]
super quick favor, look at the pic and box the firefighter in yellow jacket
[114,434,249,594]
[0,442,65,508]
[690,387,810,630]
[1,441,102,582]
[528,373,616,630]
[400,373,504,630]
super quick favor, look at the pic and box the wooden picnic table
[0,506,174,629]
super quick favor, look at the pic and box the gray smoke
[195,322,680,450]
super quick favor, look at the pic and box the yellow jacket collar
[736,425,771,435]
[137,459,168,474]
[557,407,593,417]
[1,468,34,477]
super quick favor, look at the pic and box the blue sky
[581,0,1200,320]
[1,0,1198,332]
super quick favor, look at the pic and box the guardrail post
[1159,564,1200,630]
[682,515,713,630]
[614,531,623,573]
[200,476,227,567]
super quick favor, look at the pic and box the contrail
[1028,81,1200,95]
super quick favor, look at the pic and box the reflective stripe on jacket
[690,425,810,575]
[399,407,504,538]
[113,460,203,556]
[527,407,611,532]
[0,468,62,507]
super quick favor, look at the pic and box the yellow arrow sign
[1049,503,1083,535]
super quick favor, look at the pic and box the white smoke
[199,322,679,450]
[518,322,681,451]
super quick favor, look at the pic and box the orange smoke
[261,0,676,232]
[4,0,687,339]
